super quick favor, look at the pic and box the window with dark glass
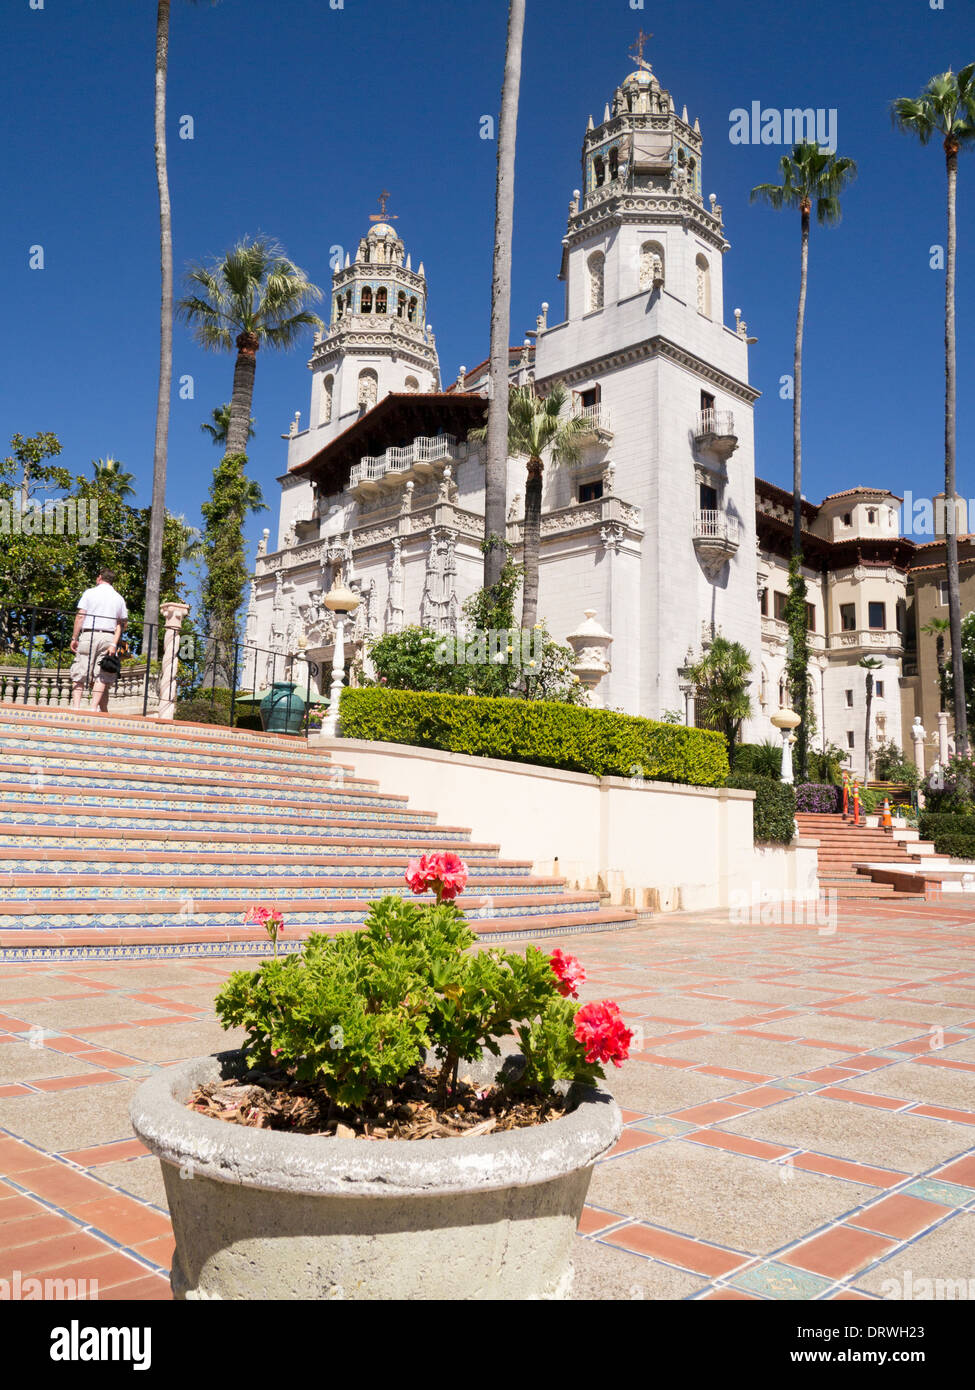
[840,603,856,631]
[578,480,603,503]
[868,601,886,630]
[700,483,718,512]
[805,602,816,632]
[774,591,788,621]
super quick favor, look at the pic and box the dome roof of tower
[368,222,398,239]
[622,67,656,88]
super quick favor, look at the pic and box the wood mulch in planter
[187,1066,570,1140]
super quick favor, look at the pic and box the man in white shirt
[69,570,128,712]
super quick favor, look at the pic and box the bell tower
[290,195,440,471]
[560,37,728,323]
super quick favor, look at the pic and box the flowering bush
[216,854,631,1111]
[244,904,285,957]
[794,782,841,814]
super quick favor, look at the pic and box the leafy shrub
[368,624,585,704]
[795,782,841,814]
[215,889,630,1110]
[872,739,921,789]
[340,687,728,785]
[732,741,782,778]
[917,831,975,861]
[925,752,975,813]
[919,811,975,858]
[726,772,796,844]
[175,698,230,726]
[807,745,845,785]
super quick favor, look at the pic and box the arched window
[695,254,711,317]
[361,287,373,314]
[404,375,419,393]
[320,374,333,426]
[397,291,406,318]
[609,147,619,180]
[358,369,378,410]
[587,251,605,312]
[375,287,388,315]
[335,294,344,320]
[593,156,605,187]
[408,297,417,323]
[639,240,665,292]
[345,289,352,313]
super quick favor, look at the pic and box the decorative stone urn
[566,610,613,705]
[130,1050,621,1302]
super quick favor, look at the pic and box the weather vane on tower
[370,190,398,224]
[630,29,653,73]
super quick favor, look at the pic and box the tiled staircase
[0,704,636,962]
[796,812,948,903]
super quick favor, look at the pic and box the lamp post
[322,571,359,739]
[770,707,802,784]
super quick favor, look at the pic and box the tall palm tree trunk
[521,456,543,630]
[145,0,174,655]
[791,204,810,778]
[944,142,968,757]
[484,0,526,590]
[226,333,259,458]
[864,675,873,782]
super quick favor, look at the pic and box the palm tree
[751,143,857,779]
[146,0,213,654]
[686,636,754,755]
[483,0,527,592]
[178,237,323,458]
[859,656,883,781]
[201,403,256,449]
[472,383,588,628]
[922,616,952,712]
[894,67,975,758]
[91,458,137,500]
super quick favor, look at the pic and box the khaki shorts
[70,631,119,689]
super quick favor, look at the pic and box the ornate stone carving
[420,528,458,634]
[600,522,626,553]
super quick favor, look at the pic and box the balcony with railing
[694,408,738,458]
[570,403,613,444]
[692,508,740,576]
[348,435,459,495]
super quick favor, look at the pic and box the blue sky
[2,0,973,575]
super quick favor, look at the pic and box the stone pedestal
[566,610,613,707]
[156,603,190,722]
[911,717,926,778]
[938,711,949,765]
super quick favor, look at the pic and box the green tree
[472,384,588,628]
[751,143,857,776]
[0,434,82,638]
[923,615,951,713]
[483,0,526,592]
[783,555,811,779]
[859,656,883,781]
[199,452,266,662]
[178,237,323,460]
[686,636,754,755]
[894,66,975,756]
[91,458,136,500]
[201,403,256,448]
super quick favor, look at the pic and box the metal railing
[692,509,741,544]
[0,604,321,737]
[695,408,736,440]
[572,404,612,434]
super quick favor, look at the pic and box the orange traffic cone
[882,797,892,830]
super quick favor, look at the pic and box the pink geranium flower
[404,851,468,905]
[550,949,586,999]
[244,904,285,958]
[573,1000,633,1068]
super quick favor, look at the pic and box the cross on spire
[369,190,398,223]
[630,28,653,71]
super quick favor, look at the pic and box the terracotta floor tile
[133,1233,175,1266]
[77,1196,173,1245]
[671,1101,751,1125]
[99,1274,173,1300]
[911,1104,975,1125]
[7,1229,112,1276]
[792,1153,904,1187]
[850,1193,952,1239]
[31,1072,120,1093]
[60,1139,149,1167]
[577,1205,624,1236]
[15,1164,110,1208]
[934,1155,975,1187]
[783,1225,896,1279]
[603,1129,662,1159]
[818,1087,907,1110]
[604,1222,748,1278]
[0,1210,78,1252]
[685,1129,792,1160]
[732,1087,796,1106]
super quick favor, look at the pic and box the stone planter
[130,1050,621,1301]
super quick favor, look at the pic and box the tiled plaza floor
[2,899,975,1300]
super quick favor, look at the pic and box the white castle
[248,52,912,768]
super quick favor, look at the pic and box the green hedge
[919,812,975,861]
[726,773,796,844]
[339,687,729,785]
